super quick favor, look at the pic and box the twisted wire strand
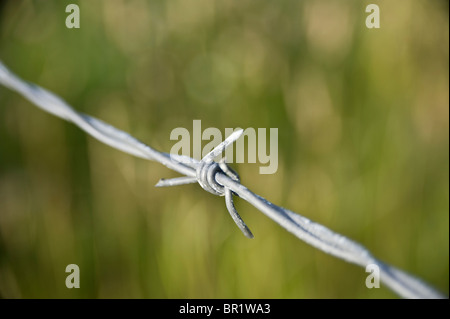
[0,60,445,299]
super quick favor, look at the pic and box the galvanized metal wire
[0,60,445,299]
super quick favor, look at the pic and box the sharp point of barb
[202,128,244,163]
[231,128,244,139]
[155,179,166,187]
[155,176,197,187]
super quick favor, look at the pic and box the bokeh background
[0,0,448,298]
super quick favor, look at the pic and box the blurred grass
[0,0,448,298]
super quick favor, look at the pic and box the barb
[157,132,254,238]
[0,60,445,299]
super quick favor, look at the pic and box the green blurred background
[0,0,448,298]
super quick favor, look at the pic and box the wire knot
[155,129,253,238]
[196,161,224,196]
[196,161,240,196]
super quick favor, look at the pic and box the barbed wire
[0,60,445,299]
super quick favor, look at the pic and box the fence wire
[0,60,445,299]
